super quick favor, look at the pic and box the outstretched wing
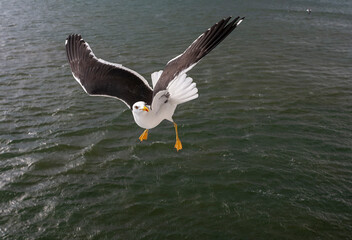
[65,34,153,108]
[153,16,244,97]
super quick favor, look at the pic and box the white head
[132,101,150,114]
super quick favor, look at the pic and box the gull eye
[134,106,138,109]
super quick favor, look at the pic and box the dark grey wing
[65,34,153,108]
[153,16,244,97]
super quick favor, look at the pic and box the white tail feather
[167,73,199,105]
[151,70,163,88]
[178,93,199,103]
[172,77,193,95]
[176,88,198,101]
[172,83,197,99]
[169,74,186,90]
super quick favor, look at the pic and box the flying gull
[65,16,244,151]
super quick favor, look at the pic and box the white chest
[132,102,177,129]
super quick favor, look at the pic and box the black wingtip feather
[65,34,153,108]
[153,15,244,96]
[205,16,242,55]
[195,16,243,59]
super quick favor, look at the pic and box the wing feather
[153,16,244,97]
[65,34,153,108]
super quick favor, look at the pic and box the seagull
[65,16,244,151]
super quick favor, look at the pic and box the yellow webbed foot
[174,138,183,151]
[139,129,148,142]
[173,122,182,151]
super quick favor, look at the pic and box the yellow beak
[142,106,149,112]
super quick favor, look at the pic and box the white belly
[132,102,177,129]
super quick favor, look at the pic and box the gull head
[132,101,149,114]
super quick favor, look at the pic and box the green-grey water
[1,0,352,239]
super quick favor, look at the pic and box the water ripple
[1,0,352,239]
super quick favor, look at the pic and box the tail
[167,73,198,105]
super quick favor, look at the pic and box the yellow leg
[139,129,148,141]
[173,122,182,151]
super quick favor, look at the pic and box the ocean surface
[1,0,351,239]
